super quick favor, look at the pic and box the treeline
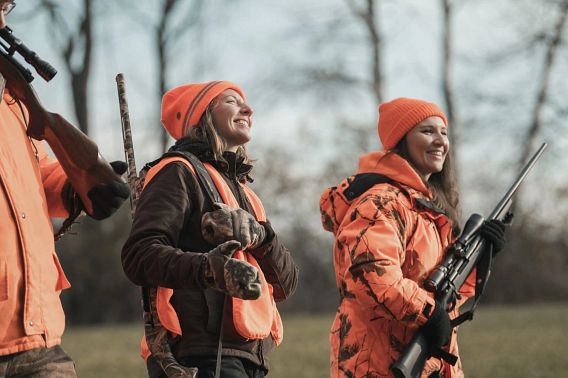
[57,208,568,325]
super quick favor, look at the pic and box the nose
[433,130,449,149]
[240,102,253,117]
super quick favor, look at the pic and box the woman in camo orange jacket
[320,98,504,378]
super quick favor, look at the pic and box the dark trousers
[0,346,76,378]
[147,355,266,378]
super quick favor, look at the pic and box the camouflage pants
[0,346,76,378]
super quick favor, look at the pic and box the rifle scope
[0,26,57,82]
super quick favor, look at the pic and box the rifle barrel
[489,143,547,220]
[115,73,139,213]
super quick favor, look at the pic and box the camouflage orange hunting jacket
[320,151,475,378]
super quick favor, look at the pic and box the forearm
[122,234,206,289]
[121,162,201,289]
[251,221,299,301]
[348,262,434,325]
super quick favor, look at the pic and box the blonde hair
[186,99,252,164]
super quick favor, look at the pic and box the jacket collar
[169,138,253,182]
[357,151,431,197]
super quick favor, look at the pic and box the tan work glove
[201,202,266,249]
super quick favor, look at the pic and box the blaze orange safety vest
[139,156,283,360]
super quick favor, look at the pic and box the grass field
[63,303,568,377]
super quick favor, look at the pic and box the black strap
[162,151,223,203]
[432,347,459,366]
[449,243,494,328]
[342,173,393,201]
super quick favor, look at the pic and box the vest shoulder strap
[144,150,222,204]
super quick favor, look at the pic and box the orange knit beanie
[161,81,246,140]
[378,97,447,150]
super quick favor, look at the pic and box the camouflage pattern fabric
[320,151,475,378]
[205,240,262,300]
[202,202,266,249]
[144,287,198,377]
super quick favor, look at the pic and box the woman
[122,81,299,378]
[319,98,504,377]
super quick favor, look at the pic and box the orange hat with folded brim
[161,81,246,140]
[378,97,448,150]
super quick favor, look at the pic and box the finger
[491,220,506,232]
[241,219,253,247]
[218,240,241,256]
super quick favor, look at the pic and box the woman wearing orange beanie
[320,98,505,377]
[122,81,299,377]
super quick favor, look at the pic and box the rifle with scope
[0,25,125,221]
[392,142,547,378]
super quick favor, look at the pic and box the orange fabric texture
[320,151,474,378]
[139,156,282,359]
[378,98,448,150]
[0,91,70,356]
[161,81,246,140]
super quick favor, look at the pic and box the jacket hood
[320,151,431,235]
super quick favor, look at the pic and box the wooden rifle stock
[0,49,123,218]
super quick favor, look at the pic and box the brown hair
[392,139,461,229]
[186,99,252,165]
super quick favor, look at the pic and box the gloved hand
[87,161,131,220]
[422,301,452,350]
[201,202,266,249]
[203,240,261,300]
[479,219,506,255]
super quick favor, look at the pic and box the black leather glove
[87,161,131,220]
[201,202,266,249]
[203,240,261,300]
[422,301,452,350]
[480,219,506,255]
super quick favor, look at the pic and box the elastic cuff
[259,221,275,245]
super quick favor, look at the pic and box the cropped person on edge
[319,98,505,377]
[122,81,299,378]
[0,1,130,377]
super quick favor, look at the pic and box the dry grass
[62,303,568,377]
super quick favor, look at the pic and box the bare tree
[345,0,384,104]
[440,0,458,153]
[519,0,568,169]
[155,0,204,152]
[40,0,93,135]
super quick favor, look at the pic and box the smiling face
[210,89,253,152]
[404,116,449,181]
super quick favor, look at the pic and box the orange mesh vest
[140,155,283,360]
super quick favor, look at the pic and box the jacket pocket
[52,254,71,291]
[0,260,7,301]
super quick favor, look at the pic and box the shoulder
[143,158,201,191]
[349,181,414,226]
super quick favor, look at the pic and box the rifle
[392,143,547,378]
[0,25,124,220]
[115,73,197,378]
[0,25,57,83]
